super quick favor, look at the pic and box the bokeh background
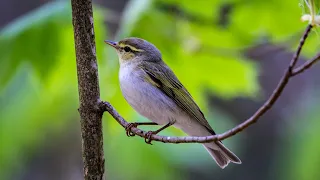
[1,0,320,180]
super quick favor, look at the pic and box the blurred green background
[1,0,320,180]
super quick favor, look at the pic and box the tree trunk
[71,0,105,179]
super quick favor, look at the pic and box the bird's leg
[145,120,175,145]
[125,122,158,137]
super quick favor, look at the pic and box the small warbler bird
[105,37,241,168]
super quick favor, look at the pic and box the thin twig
[289,24,313,71]
[292,53,320,76]
[102,25,318,144]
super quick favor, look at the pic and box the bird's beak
[104,40,118,49]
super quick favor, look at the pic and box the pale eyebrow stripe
[118,43,144,52]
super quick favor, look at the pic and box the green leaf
[115,0,152,39]
[0,1,71,88]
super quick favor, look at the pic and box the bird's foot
[125,123,137,137]
[145,131,155,145]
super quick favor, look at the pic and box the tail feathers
[204,146,229,169]
[204,142,241,169]
[216,141,241,164]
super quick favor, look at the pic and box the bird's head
[105,37,162,65]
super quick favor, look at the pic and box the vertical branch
[71,0,104,179]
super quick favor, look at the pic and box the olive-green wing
[138,61,215,134]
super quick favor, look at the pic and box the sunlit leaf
[0,1,72,88]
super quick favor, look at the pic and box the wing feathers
[139,61,216,134]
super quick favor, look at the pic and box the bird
[105,37,241,168]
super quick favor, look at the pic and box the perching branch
[71,0,105,179]
[102,24,319,144]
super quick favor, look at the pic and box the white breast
[118,63,216,140]
[119,64,179,125]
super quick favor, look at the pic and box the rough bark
[71,0,104,179]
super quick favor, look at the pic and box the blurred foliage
[0,1,106,179]
[0,0,320,180]
[276,91,320,180]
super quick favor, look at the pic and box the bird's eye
[124,46,132,52]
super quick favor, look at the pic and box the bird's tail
[203,141,241,169]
